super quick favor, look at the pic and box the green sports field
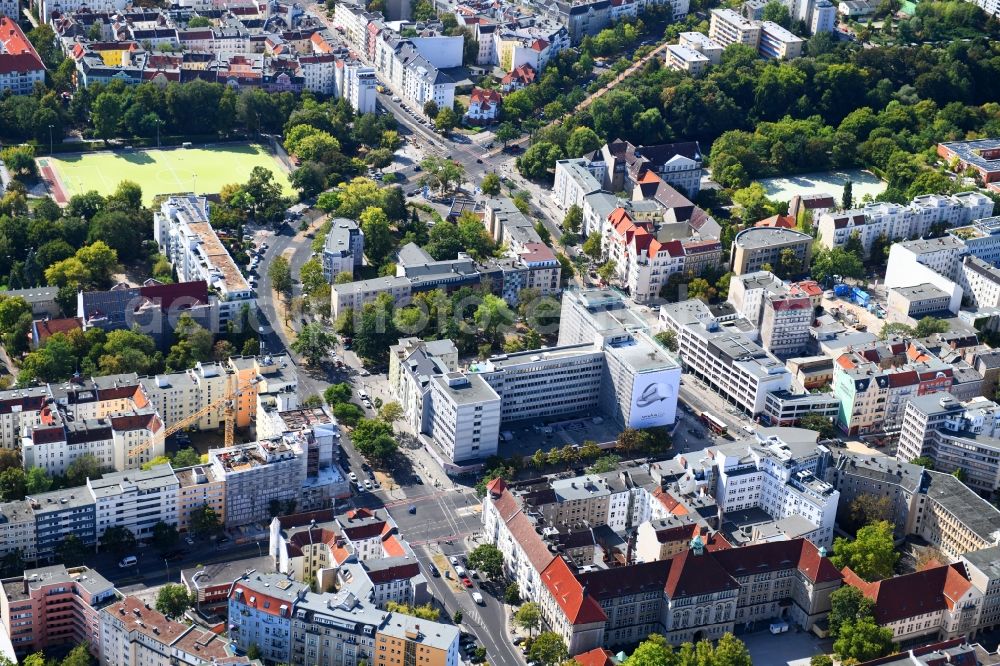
[42,143,294,205]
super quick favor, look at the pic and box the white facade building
[426,373,502,465]
[153,196,255,327]
[88,464,179,540]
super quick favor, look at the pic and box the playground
[38,142,293,205]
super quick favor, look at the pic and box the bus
[701,412,728,435]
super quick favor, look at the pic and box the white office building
[345,62,377,114]
[553,158,603,211]
[660,299,792,415]
[427,373,502,465]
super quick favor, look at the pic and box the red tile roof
[755,214,796,229]
[573,648,615,666]
[665,549,741,598]
[540,557,607,625]
[842,563,973,624]
[33,317,82,346]
[470,87,502,108]
[506,511,555,574]
[0,18,45,76]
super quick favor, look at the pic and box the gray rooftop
[28,487,96,513]
[924,470,1000,543]
[733,226,811,249]
[379,612,458,652]
[0,286,59,304]
[324,218,360,257]
[431,372,500,405]
[88,463,179,499]
[898,236,965,255]
[891,283,949,301]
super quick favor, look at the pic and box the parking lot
[497,415,626,460]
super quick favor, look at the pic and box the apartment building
[345,62,378,113]
[584,139,704,199]
[727,271,812,357]
[828,452,1000,561]
[708,8,760,46]
[210,439,306,528]
[77,279,217,347]
[553,158,603,211]
[951,216,1000,265]
[731,227,813,276]
[0,501,36,562]
[896,394,1000,494]
[332,276,413,318]
[665,44,710,75]
[153,196,255,326]
[659,299,792,415]
[601,207,687,303]
[321,218,365,281]
[174,464,225,533]
[677,31,723,64]
[426,373,502,465]
[374,614,461,666]
[832,338,956,435]
[21,406,164,476]
[811,0,837,32]
[0,18,46,95]
[1,565,114,659]
[229,569,458,666]
[87,464,178,541]
[0,386,57,450]
[388,338,458,433]
[818,192,993,257]
[842,564,981,644]
[961,256,1000,309]
[27,487,97,561]
[757,21,803,59]
[100,594,234,666]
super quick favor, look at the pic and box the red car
[461,577,474,588]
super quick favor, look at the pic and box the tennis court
[41,142,293,205]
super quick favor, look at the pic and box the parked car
[449,556,459,565]
[119,555,138,568]
[349,472,358,482]
[462,577,474,588]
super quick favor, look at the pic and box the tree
[848,494,892,529]
[0,296,32,353]
[190,504,222,536]
[505,582,521,604]
[355,293,397,363]
[811,247,864,284]
[0,145,38,180]
[653,330,678,352]
[834,616,894,662]
[101,525,137,555]
[830,520,898,581]
[269,256,293,301]
[0,468,26,502]
[423,100,439,118]
[481,172,501,196]
[580,234,603,263]
[528,632,568,666]
[829,581,875,638]
[910,456,935,470]
[811,656,834,666]
[622,634,673,666]
[420,156,465,193]
[151,521,180,553]
[352,418,397,463]
[157,584,193,618]
[475,294,515,348]
[565,127,602,158]
[290,322,335,367]
[587,454,621,474]
[60,644,94,666]
[515,602,542,636]
[66,454,103,486]
[714,633,753,666]
[518,142,564,181]
[799,413,836,439]
[56,534,88,566]
[435,107,459,133]
[562,205,583,234]
[170,448,199,468]
[597,260,616,284]
[360,206,395,266]
[332,402,364,426]
[378,401,403,423]
[386,601,440,621]
[762,1,791,26]
[687,277,716,302]
[468,544,504,579]
[324,382,353,405]
[842,179,854,210]
[914,316,949,337]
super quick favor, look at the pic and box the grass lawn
[42,142,293,205]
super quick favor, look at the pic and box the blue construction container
[852,287,870,307]
[833,284,852,297]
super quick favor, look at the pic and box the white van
[119,555,138,568]
[472,592,484,605]
[769,621,789,634]
[454,566,467,578]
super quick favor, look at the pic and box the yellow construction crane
[128,377,261,460]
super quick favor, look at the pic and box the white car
[449,556,459,565]
[364,479,372,490]
[349,472,358,482]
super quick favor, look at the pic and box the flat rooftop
[891,283,949,301]
[923,470,1000,542]
[734,226,811,249]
